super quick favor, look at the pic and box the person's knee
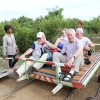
[53,52,59,57]
[42,53,48,58]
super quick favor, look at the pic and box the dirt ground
[0,69,100,100]
[0,59,100,100]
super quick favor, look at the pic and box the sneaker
[8,68,19,80]
[27,66,37,75]
[59,72,66,81]
[84,58,91,65]
[88,49,92,56]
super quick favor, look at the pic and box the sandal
[64,73,73,82]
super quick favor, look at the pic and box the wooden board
[72,52,100,83]
[0,69,12,78]
[35,52,100,84]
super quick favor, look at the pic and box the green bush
[0,8,100,56]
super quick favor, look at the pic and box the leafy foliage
[0,7,100,56]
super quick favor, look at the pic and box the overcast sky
[0,0,100,21]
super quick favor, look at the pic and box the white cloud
[0,0,100,21]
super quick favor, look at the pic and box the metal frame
[0,43,100,94]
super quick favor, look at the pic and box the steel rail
[0,79,34,100]
[66,88,77,100]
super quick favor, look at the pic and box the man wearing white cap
[9,32,55,79]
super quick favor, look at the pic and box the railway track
[0,76,99,100]
[0,77,77,100]
[0,79,34,100]
[66,88,77,100]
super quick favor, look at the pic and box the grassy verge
[0,59,24,69]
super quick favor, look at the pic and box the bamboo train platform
[0,52,100,94]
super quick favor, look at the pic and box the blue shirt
[31,43,35,50]
[57,42,64,49]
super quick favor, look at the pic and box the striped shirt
[61,38,83,58]
[3,33,18,56]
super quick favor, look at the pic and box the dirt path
[0,77,70,100]
[0,70,100,100]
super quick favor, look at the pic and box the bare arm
[88,41,95,47]
[73,47,83,58]
[46,41,56,49]
[54,38,60,48]
[42,34,56,49]
[3,37,7,56]
[56,47,62,51]
[67,47,83,67]
[84,42,95,50]
[19,48,33,58]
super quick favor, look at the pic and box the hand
[67,57,74,67]
[84,45,91,51]
[16,49,19,53]
[56,48,61,52]
[3,56,6,59]
[64,55,70,61]
[41,34,46,43]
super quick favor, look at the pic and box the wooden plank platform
[72,52,100,83]
[34,52,100,84]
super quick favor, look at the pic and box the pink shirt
[61,38,83,58]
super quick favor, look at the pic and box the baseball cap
[37,32,44,38]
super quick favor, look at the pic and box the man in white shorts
[9,32,55,79]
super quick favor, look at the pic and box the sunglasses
[37,38,41,40]
[61,32,64,34]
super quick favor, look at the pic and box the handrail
[15,57,74,84]
[0,58,13,60]
[15,57,74,68]
[95,44,100,46]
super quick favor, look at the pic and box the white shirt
[60,36,68,41]
[78,37,91,47]
[3,33,17,56]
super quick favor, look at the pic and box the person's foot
[8,68,19,80]
[27,66,37,75]
[59,72,66,81]
[84,58,91,65]
[64,72,74,82]
[88,49,92,56]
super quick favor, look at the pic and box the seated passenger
[76,28,95,56]
[53,29,84,82]
[54,28,68,52]
[9,32,55,79]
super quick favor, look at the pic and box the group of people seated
[9,28,95,82]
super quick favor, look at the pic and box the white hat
[37,32,44,38]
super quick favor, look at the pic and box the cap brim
[37,36,42,38]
